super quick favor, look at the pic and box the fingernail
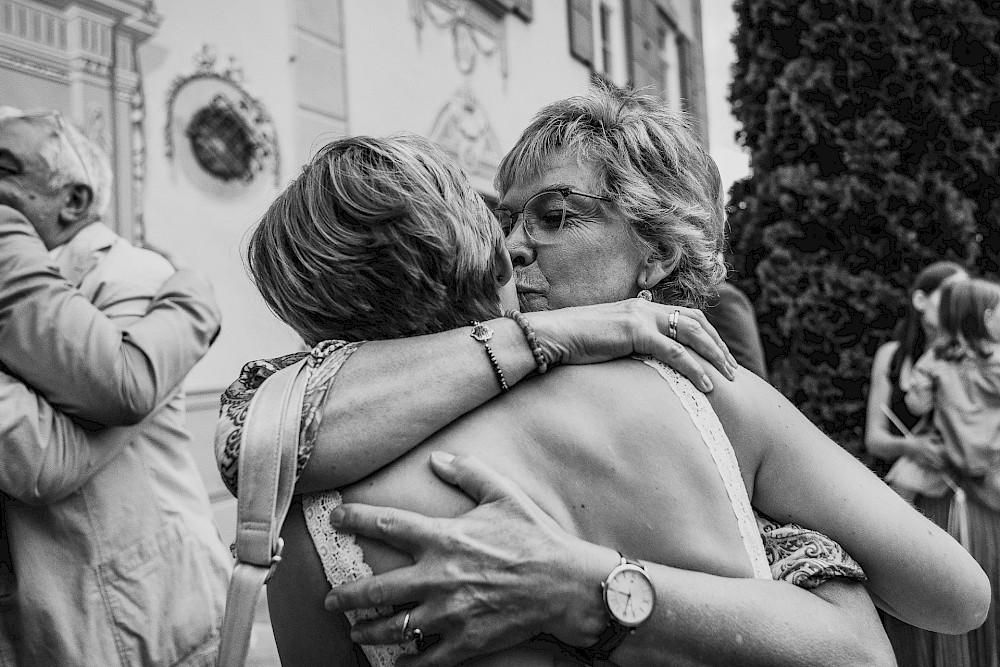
[324,594,338,611]
[431,451,455,464]
[330,506,345,526]
[701,374,714,392]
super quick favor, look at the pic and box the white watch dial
[605,566,655,626]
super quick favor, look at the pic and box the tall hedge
[727,0,1000,455]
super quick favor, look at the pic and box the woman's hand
[525,300,737,392]
[323,452,611,667]
[907,433,947,471]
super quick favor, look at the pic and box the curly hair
[247,134,503,346]
[495,83,726,307]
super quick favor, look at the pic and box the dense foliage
[727,0,1000,455]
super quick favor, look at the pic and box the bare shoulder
[872,341,899,372]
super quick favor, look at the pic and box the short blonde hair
[496,83,726,307]
[248,134,503,345]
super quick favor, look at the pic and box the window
[568,0,625,82]
[657,20,683,111]
[568,0,594,66]
[598,2,612,77]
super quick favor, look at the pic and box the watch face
[605,566,655,627]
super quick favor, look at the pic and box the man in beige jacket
[0,110,230,665]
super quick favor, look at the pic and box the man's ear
[637,251,679,290]
[59,183,94,226]
[912,289,928,312]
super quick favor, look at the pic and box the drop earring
[637,289,653,301]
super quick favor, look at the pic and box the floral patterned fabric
[215,340,361,497]
[214,341,866,589]
[757,513,866,588]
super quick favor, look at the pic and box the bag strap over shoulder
[217,358,309,667]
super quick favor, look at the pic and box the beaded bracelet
[470,321,509,392]
[503,310,549,374]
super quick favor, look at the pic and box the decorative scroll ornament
[164,44,279,187]
[410,0,507,78]
[428,87,501,179]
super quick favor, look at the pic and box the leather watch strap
[577,554,646,664]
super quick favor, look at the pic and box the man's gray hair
[2,109,113,217]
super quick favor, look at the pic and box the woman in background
[864,260,969,666]
[897,277,1000,666]
[865,261,967,479]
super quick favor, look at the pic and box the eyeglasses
[495,187,612,244]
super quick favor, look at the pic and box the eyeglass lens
[499,189,605,242]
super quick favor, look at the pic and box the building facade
[1,0,707,538]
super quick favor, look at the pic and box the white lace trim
[302,491,416,666]
[639,356,772,579]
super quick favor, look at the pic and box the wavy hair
[888,261,966,383]
[495,83,726,307]
[247,133,503,346]
[935,277,1000,360]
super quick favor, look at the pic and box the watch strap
[577,554,645,664]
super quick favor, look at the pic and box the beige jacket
[0,207,230,666]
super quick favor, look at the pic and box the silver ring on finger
[400,611,412,642]
[400,611,423,643]
[668,309,680,340]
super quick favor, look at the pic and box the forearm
[297,317,536,492]
[0,213,218,425]
[864,429,912,460]
[0,373,127,504]
[568,545,892,667]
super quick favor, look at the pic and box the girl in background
[864,260,968,666]
[898,277,1000,666]
[865,261,966,480]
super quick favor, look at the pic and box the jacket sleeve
[0,369,129,505]
[0,206,221,426]
[705,283,769,381]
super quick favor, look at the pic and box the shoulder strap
[217,358,309,667]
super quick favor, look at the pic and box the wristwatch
[581,553,656,663]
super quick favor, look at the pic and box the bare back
[345,359,761,577]
[273,359,768,666]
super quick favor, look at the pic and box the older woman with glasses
[220,87,987,666]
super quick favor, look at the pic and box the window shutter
[568,0,594,66]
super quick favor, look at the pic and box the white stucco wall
[341,0,596,194]
[140,0,302,395]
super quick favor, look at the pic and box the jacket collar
[49,222,117,287]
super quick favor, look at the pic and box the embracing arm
[0,207,220,426]
[864,342,913,460]
[326,453,894,667]
[737,369,989,633]
[0,369,128,505]
[606,549,890,666]
[297,301,737,493]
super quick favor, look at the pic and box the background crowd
[1,0,999,666]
